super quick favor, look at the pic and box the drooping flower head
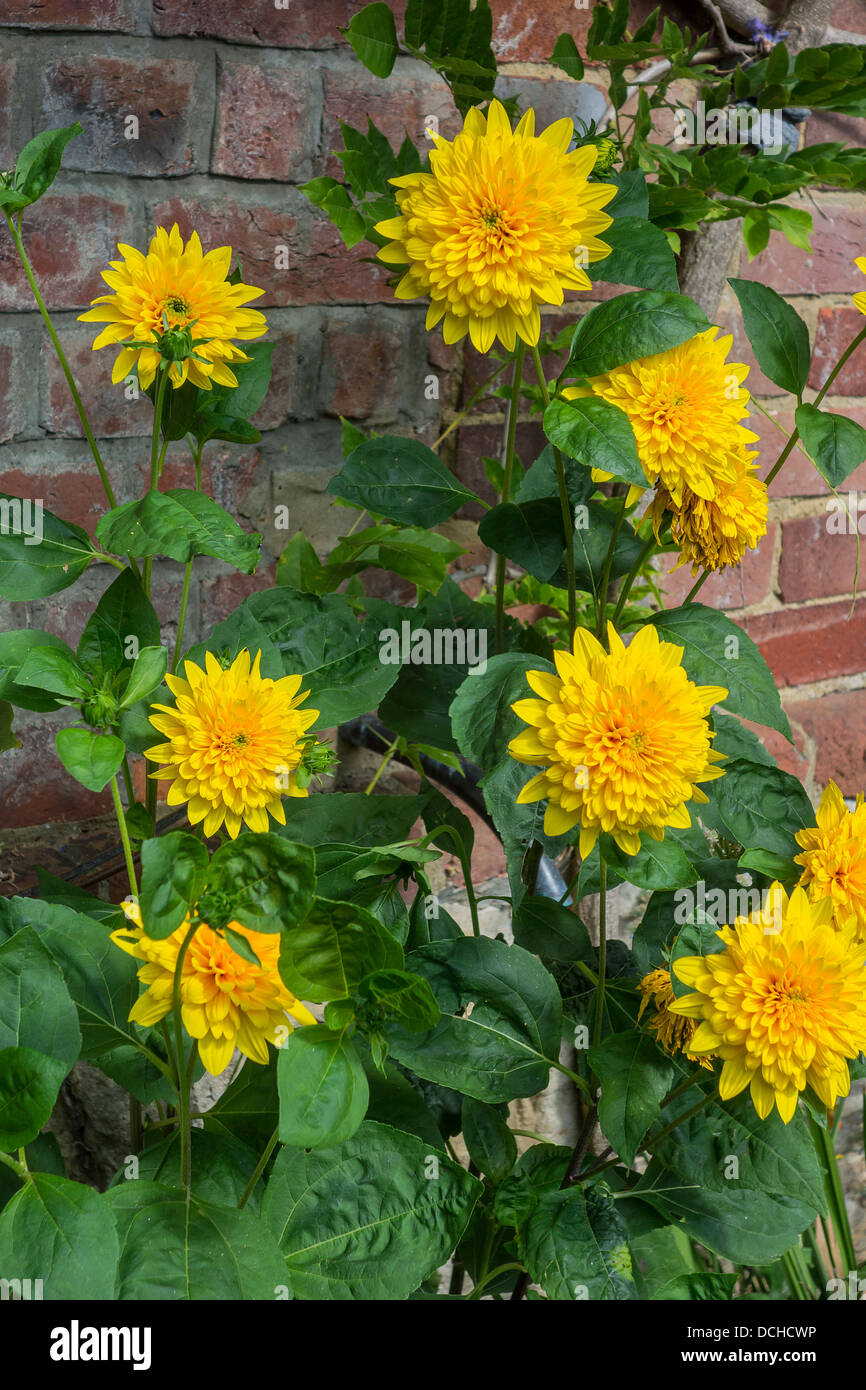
[795,781,866,939]
[111,900,315,1076]
[374,100,616,353]
[649,447,768,574]
[79,223,267,390]
[853,256,866,316]
[669,883,866,1122]
[637,965,713,1068]
[564,328,757,506]
[146,648,319,840]
[509,623,727,856]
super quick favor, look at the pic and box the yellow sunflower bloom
[853,255,866,315]
[649,447,768,574]
[146,648,319,840]
[112,899,315,1076]
[637,965,714,1069]
[795,781,866,939]
[374,99,616,353]
[79,223,267,391]
[508,622,727,856]
[669,883,866,1123]
[564,328,757,506]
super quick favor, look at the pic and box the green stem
[494,342,526,655]
[611,533,657,627]
[172,921,199,1190]
[592,850,607,1050]
[237,1125,280,1210]
[364,733,400,794]
[814,325,866,409]
[466,1262,524,1299]
[120,754,135,807]
[0,1149,27,1178]
[809,1112,857,1274]
[417,823,480,938]
[683,567,711,605]
[172,560,194,674]
[530,344,576,637]
[596,498,627,644]
[781,1248,811,1301]
[432,358,511,452]
[647,1093,714,1150]
[142,367,169,597]
[6,211,117,510]
[110,775,139,896]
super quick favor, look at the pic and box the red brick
[213,59,317,182]
[42,56,203,176]
[0,0,135,27]
[41,327,153,439]
[253,329,301,430]
[659,521,778,611]
[0,715,111,830]
[0,333,26,442]
[784,688,866,795]
[0,57,21,168]
[832,0,866,33]
[740,717,810,782]
[0,192,135,312]
[0,465,111,536]
[135,446,264,524]
[321,66,457,180]
[719,303,792,397]
[737,200,864,296]
[809,307,866,394]
[805,110,864,153]
[322,314,406,419]
[488,0,696,62]
[456,419,546,518]
[778,513,866,602]
[201,563,277,625]
[153,0,404,47]
[308,214,394,303]
[746,600,866,687]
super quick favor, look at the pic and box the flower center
[481,207,501,228]
[161,293,192,328]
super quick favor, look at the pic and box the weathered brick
[784,688,866,794]
[809,307,866,394]
[0,714,112,830]
[778,513,866,602]
[201,564,277,626]
[488,0,697,62]
[737,199,864,295]
[0,0,136,28]
[832,0,866,34]
[321,311,407,420]
[456,419,546,518]
[213,58,318,182]
[153,0,403,47]
[0,463,114,536]
[40,326,153,438]
[321,65,457,179]
[740,717,811,783]
[746,600,866,687]
[0,56,24,169]
[0,331,27,442]
[42,55,205,176]
[0,192,135,312]
[658,521,778,611]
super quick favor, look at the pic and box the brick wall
[0,0,864,830]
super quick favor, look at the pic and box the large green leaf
[77,567,161,681]
[703,757,815,861]
[0,1046,68,1151]
[0,1172,118,1300]
[645,1174,818,1266]
[96,490,261,572]
[478,499,565,582]
[341,2,400,77]
[0,630,75,712]
[386,936,562,1103]
[0,495,93,600]
[519,1186,637,1301]
[201,1055,278,1153]
[327,435,480,525]
[261,1119,481,1299]
[543,397,645,490]
[461,1098,517,1184]
[729,278,810,395]
[279,898,402,1004]
[55,728,125,792]
[588,1032,677,1166]
[567,290,708,378]
[0,926,80,1070]
[795,403,866,489]
[277,1025,369,1148]
[647,603,791,739]
[106,1181,287,1299]
[512,895,594,965]
[207,834,317,935]
[139,832,209,939]
[590,215,680,293]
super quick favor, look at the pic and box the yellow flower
[374,99,616,353]
[649,448,768,574]
[564,328,757,506]
[637,966,714,1068]
[111,900,315,1076]
[508,622,727,856]
[79,223,267,390]
[669,883,866,1123]
[146,648,319,840]
[853,255,866,315]
[795,781,866,939]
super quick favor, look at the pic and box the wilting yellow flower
[509,623,727,855]
[637,966,713,1068]
[112,900,315,1076]
[564,328,757,506]
[795,781,866,938]
[669,884,866,1123]
[79,223,267,390]
[146,648,318,840]
[649,448,768,574]
[374,99,616,353]
[853,256,866,315]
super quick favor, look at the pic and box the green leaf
[77,567,161,681]
[704,758,815,861]
[567,290,709,378]
[0,494,93,600]
[646,1174,818,1265]
[0,926,81,1070]
[277,790,432,849]
[207,834,317,935]
[96,490,261,573]
[512,895,594,964]
[494,1144,571,1231]
[543,396,645,490]
[559,500,645,593]
[55,728,125,792]
[139,832,210,939]
[0,700,19,752]
[0,1172,118,1299]
[16,646,89,703]
[462,1097,517,1183]
[117,1129,257,1207]
[386,936,562,1103]
[202,1054,278,1153]
[341,2,400,78]
[551,32,584,79]
[588,1031,677,1166]
[478,499,565,582]
[358,967,441,1031]
[262,1119,482,1299]
[596,832,699,891]
[591,216,680,293]
[0,1046,68,1151]
[107,1182,287,1299]
[13,123,81,205]
[647,603,791,739]
[278,1025,369,1148]
[118,643,167,709]
[728,278,810,395]
[795,403,866,489]
[738,847,799,885]
[519,1186,637,1300]
[279,898,402,1003]
[652,1271,737,1299]
[0,630,76,712]
[328,435,480,525]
